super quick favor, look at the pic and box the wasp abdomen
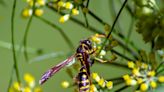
[78,67,90,92]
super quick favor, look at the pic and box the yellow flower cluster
[123,61,164,91]
[22,0,46,18]
[51,0,79,23]
[9,73,42,92]
[90,34,107,59]
[92,72,113,90]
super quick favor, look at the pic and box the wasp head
[78,39,93,54]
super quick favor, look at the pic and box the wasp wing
[39,55,75,85]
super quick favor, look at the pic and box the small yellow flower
[132,68,140,76]
[98,78,105,88]
[158,76,164,82]
[34,87,42,92]
[150,81,157,89]
[92,72,100,82]
[106,81,113,89]
[65,2,73,9]
[9,87,15,92]
[140,83,148,91]
[59,14,70,23]
[125,79,132,85]
[125,78,137,86]
[90,84,98,92]
[61,81,70,88]
[13,82,21,91]
[34,8,44,16]
[128,61,135,68]
[72,8,79,15]
[24,87,31,92]
[137,78,143,84]
[22,8,33,18]
[27,0,34,7]
[123,74,130,80]
[36,0,46,6]
[91,35,101,44]
[147,70,156,77]
[57,1,65,7]
[24,73,35,88]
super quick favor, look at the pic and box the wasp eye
[86,40,91,45]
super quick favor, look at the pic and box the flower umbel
[123,61,164,91]
[92,72,113,90]
[22,0,46,18]
[9,73,42,92]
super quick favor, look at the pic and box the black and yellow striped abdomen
[78,67,90,92]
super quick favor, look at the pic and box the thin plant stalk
[155,62,164,72]
[81,6,89,27]
[81,0,90,27]
[7,65,14,92]
[98,0,128,55]
[11,0,21,85]
[111,49,135,61]
[115,85,128,92]
[23,0,36,62]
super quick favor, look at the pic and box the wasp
[39,39,95,85]
[76,66,91,92]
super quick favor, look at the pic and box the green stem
[106,77,123,81]
[113,80,124,85]
[122,14,135,60]
[110,0,124,36]
[116,39,139,60]
[81,6,89,27]
[7,65,14,92]
[156,68,164,76]
[23,0,36,62]
[87,8,106,25]
[100,61,129,69]
[119,0,134,17]
[125,17,135,52]
[115,84,128,92]
[86,0,90,7]
[11,0,21,84]
[81,0,90,27]
[95,58,130,69]
[111,0,134,59]
[111,49,135,61]
[35,16,74,49]
[23,15,33,62]
[155,62,164,72]
[98,0,128,55]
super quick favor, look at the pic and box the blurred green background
[0,0,163,92]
